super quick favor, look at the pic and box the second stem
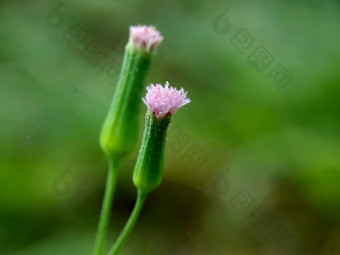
[107,190,148,255]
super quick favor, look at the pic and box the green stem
[107,190,148,255]
[92,158,119,255]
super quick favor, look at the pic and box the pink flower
[142,82,191,120]
[129,25,163,52]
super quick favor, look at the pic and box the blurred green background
[1,0,339,254]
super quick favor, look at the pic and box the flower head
[142,82,191,120]
[129,25,163,52]
[100,25,160,159]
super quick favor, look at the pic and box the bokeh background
[1,0,340,254]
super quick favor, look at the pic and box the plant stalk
[107,190,148,255]
[92,158,119,255]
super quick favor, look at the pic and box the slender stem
[92,158,119,255]
[107,190,148,255]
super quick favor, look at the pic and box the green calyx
[133,113,172,193]
[100,42,153,160]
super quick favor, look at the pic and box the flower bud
[100,26,163,160]
[133,82,190,193]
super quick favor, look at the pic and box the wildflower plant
[93,25,162,255]
[107,82,190,255]
[92,26,190,255]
